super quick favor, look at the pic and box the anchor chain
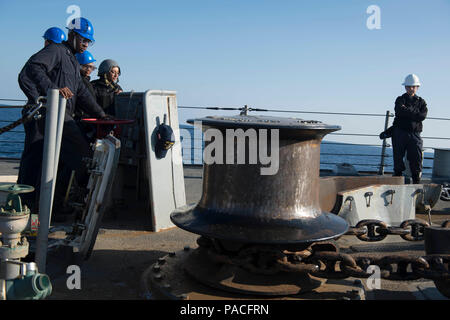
[305,250,450,282]
[197,237,331,276]
[197,228,450,283]
[345,219,450,242]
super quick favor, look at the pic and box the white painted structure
[337,184,423,226]
[142,90,186,231]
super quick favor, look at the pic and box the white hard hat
[402,74,421,86]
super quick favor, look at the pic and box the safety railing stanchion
[49,96,67,215]
[378,110,391,175]
[35,89,62,273]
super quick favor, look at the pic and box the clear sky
[1,0,450,150]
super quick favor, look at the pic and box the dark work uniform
[82,75,95,97]
[74,75,97,141]
[73,75,95,119]
[391,93,428,183]
[91,77,122,116]
[18,42,106,213]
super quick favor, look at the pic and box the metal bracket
[364,192,373,207]
[414,189,431,224]
[24,98,45,121]
[385,189,395,205]
[89,170,104,176]
[4,259,27,277]
[440,184,450,201]
[414,189,425,205]
[240,105,250,116]
[48,225,73,234]
[345,196,354,211]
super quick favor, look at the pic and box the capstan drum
[171,115,348,245]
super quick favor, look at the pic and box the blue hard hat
[43,27,66,44]
[67,17,95,42]
[75,50,96,65]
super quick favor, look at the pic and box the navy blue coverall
[391,93,428,183]
[17,42,106,213]
[91,77,123,116]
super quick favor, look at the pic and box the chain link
[344,218,447,242]
[201,241,450,282]
[305,250,450,282]
[197,219,450,284]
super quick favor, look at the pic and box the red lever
[81,118,135,138]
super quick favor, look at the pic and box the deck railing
[1,98,450,177]
[176,105,450,177]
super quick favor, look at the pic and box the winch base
[142,248,365,300]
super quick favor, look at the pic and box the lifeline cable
[0,105,32,135]
[0,102,44,135]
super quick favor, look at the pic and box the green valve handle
[0,184,34,215]
[0,184,35,194]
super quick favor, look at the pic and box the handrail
[0,98,27,102]
[2,101,449,175]
[175,104,448,175]
[0,140,24,143]
[2,100,450,120]
[179,105,390,117]
[321,153,389,157]
[0,105,24,109]
[179,105,450,121]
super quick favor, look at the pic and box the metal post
[35,89,59,272]
[378,110,391,175]
[190,126,195,164]
[49,96,67,214]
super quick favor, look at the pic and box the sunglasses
[83,65,97,71]
[76,34,93,46]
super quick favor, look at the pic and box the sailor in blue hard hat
[75,51,97,96]
[67,17,95,41]
[43,27,66,46]
[66,17,95,54]
[74,51,98,140]
[76,50,96,65]
[18,17,108,220]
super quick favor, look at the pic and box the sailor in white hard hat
[391,74,428,183]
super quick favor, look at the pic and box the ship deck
[0,159,449,300]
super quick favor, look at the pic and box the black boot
[412,174,421,184]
